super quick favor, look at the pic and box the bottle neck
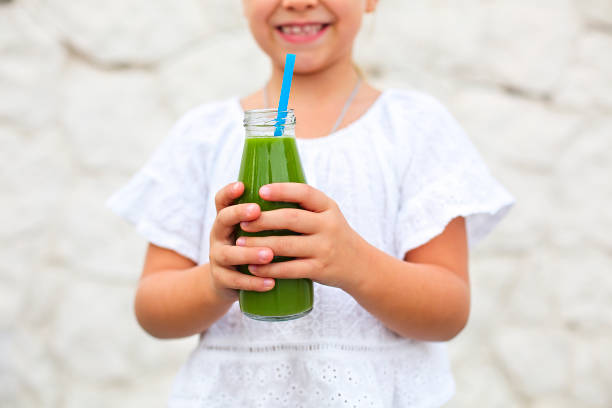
[243,109,296,138]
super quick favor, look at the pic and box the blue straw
[274,53,296,136]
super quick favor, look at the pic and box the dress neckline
[232,89,388,145]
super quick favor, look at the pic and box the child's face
[243,0,377,73]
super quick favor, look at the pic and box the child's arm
[344,217,470,342]
[238,183,470,342]
[134,182,276,339]
[135,246,232,339]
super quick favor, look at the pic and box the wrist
[340,231,376,296]
[198,263,237,308]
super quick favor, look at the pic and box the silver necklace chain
[263,76,362,135]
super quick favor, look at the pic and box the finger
[248,259,314,280]
[236,235,314,258]
[212,203,260,242]
[213,244,274,266]
[239,208,319,234]
[214,267,275,292]
[215,182,244,213]
[259,183,330,213]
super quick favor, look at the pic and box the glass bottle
[235,109,314,321]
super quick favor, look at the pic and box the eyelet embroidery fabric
[107,89,514,407]
[169,339,455,408]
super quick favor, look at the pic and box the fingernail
[259,185,270,198]
[263,278,275,288]
[249,265,259,273]
[258,249,270,261]
[246,204,258,216]
[236,237,246,246]
[240,221,250,229]
[232,182,241,192]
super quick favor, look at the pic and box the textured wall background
[1,0,611,407]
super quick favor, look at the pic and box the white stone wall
[1,0,611,406]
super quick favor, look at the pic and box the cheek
[244,1,276,44]
[329,3,364,47]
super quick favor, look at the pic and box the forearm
[135,263,235,339]
[345,239,470,341]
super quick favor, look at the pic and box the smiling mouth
[275,23,331,36]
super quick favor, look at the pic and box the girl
[108,0,514,407]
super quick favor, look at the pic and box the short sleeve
[394,92,515,257]
[106,104,221,263]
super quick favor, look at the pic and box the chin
[279,52,331,75]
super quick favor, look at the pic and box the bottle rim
[243,108,296,127]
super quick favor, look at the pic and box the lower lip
[276,24,330,44]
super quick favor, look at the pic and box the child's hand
[236,183,363,291]
[208,182,276,301]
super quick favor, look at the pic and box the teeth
[280,24,324,35]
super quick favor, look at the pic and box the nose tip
[281,0,317,11]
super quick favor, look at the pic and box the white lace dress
[108,89,514,408]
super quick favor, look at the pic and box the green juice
[235,136,314,321]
